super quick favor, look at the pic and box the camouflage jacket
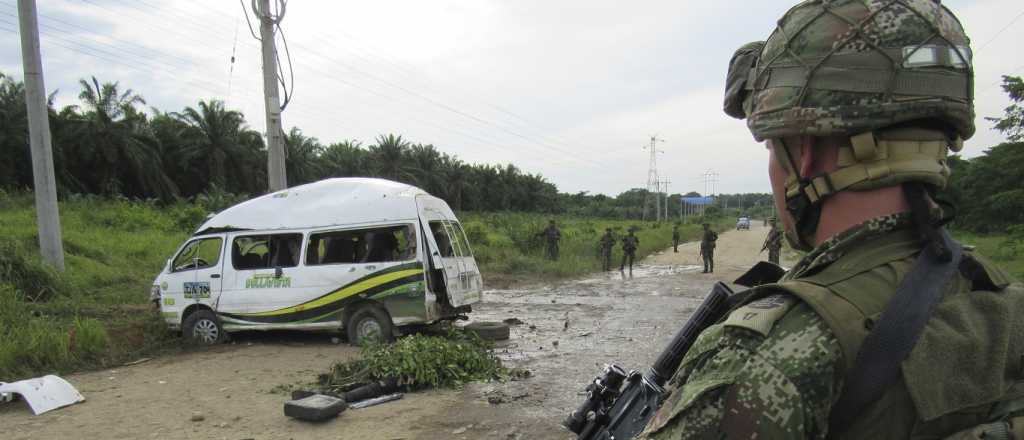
[539,226,561,243]
[622,235,639,253]
[599,233,616,252]
[700,230,718,250]
[764,227,783,251]
[640,213,1024,439]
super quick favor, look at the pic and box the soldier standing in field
[620,228,639,273]
[699,223,717,273]
[671,223,681,253]
[640,1,1024,438]
[762,217,783,265]
[536,220,561,261]
[598,228,615,271]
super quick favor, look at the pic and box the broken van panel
[151,178,483,345]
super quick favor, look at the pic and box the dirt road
[2,225,785,440]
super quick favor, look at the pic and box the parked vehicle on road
[736,217,751,230]
[150,178,483,345]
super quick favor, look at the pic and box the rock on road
[1,223,788,440]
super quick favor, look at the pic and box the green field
[952,229,1024,281]
[0,192,715,380]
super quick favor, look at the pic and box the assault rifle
[562,282,736,440]
[563,262,785,440]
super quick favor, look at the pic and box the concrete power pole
[256,0,287,191]
[642,136,664,222]
[18,0,64,271]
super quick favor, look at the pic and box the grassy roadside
[460,213,728,287]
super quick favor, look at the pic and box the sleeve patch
[723,294,797,337]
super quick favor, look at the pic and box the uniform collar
[785,212,914,280]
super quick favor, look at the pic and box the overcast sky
[1,0,1021,196]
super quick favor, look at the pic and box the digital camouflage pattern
[639,214,909,439]
[744,0,974,142]
[763,223,784,264]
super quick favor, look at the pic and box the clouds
[1,0,1020,196]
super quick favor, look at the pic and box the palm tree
[320,140,366,177]
[70,77,177,199]
[368,134,416,183]
[173,100,253,192]
[283,127,324,186]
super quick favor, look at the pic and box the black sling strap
[827,228,963,435]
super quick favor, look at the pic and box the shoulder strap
[827,228,963,435]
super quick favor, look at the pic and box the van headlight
[150,285,161,302]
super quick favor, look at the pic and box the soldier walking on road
[671,223,681,253]
[640,2,1024,438]
[619,228,639,273]
[536,220,561,261]
[699,223,717,273]
[762,217,783,265]
[598,228,615,271]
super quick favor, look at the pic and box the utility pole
[642,136,664,222]
[660,178,672,222]
[18,0,64,271]
[256,0,287,191]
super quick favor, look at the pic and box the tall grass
[953,228,1024,281]
[461,212,719,280]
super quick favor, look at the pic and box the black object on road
[284,394,348,422]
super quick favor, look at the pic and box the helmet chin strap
[774,138,822,252]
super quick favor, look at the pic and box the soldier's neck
[813,185,911,246]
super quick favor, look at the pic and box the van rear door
[415,196,480,307]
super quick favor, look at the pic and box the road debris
[0,375,84,415]
[349,393,403,409]
[284,394,348,421]
[502,317,525,326]
[190,412,205,422]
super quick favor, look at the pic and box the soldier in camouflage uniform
[672,223,681,253]
[640,1,1024,439]
[537,220,561,261]
[620,229,639,273]
[762,217,783,265]
[699,223,717,274]
[599,228,616,271]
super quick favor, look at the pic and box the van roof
[194,178,431,235]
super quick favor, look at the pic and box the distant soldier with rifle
[671,223,680,253]
[761,217,783,265]
[699,223,717,273]
[565,2,1024,439]
[598,228,615,271]
[536,220,561,261]
[620,228,639,273]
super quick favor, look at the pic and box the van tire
[346,306,394,346]
[464,321,510,341]
[183,309,227,345]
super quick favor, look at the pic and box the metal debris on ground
[0,375,85,415]
[349,393,403,409]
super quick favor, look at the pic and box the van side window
[232,234,302,270]
[171,237,223,272]
[306,225,415,265]
[429,221,455,258]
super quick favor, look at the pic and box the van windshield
[306,225,416,265]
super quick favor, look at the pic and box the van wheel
[183,309,227,345]
[347,306,394,346]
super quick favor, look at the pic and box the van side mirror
[275,267,283,278]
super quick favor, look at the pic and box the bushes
[319,329,506,392]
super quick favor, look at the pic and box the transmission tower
[642,136,665,221]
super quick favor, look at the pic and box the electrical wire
[975,8,1024,54]
[275,23,294,110]
[239,0,259,41]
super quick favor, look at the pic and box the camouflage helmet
[723,0,974,250]
[726,0,974,142]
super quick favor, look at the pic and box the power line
[975,8,1024,54]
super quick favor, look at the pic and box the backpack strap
[827,228,963,435]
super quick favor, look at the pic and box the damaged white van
[150,178,483,345]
